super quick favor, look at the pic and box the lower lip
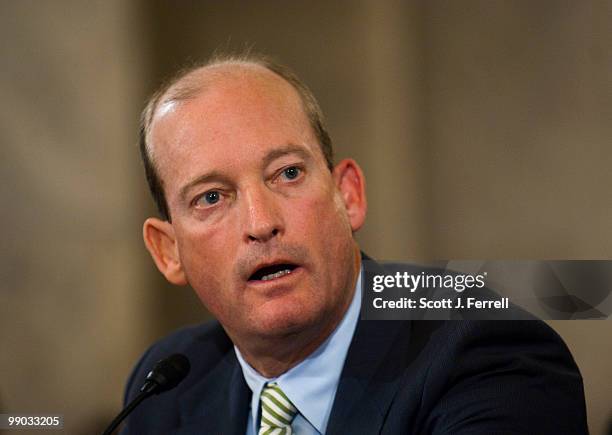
[246,266,304,289]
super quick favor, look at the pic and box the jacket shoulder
[123,321,232,404]
[414,319,588,434]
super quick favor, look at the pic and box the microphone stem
[102,390,152,435]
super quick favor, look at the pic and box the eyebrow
[261,144,311,168]
[178,143,312,202]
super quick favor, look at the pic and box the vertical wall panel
[0,1,150,432]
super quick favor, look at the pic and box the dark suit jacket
[120,313,588,434]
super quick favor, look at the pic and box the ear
[143,218,188,285]
[333,159,367,232]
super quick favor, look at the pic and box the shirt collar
[235,267,362,433]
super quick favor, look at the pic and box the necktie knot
[258,383,297,435]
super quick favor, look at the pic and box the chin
[252,301,323,338]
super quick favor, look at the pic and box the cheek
[295,190,353,262]
[305,190,351,234]
[175,224,239,309]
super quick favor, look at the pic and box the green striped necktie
[258,382,298,435]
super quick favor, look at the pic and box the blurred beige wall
[421,4,612,433]
[0,1,154,432]
[1,1,610,433]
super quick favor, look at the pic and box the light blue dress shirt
[235,268,362,435]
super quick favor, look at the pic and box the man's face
[146,66,365,344]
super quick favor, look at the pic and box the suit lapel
[326,255,413,434]
[173,350,251,435]
[326,318,411,435]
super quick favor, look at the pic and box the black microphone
[102,353,190,435]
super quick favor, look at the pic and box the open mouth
[248,263,298,282]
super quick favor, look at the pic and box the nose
[242,185,284,243]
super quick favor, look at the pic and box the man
[122,54,588,434]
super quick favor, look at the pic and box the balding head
[139,54,333,220]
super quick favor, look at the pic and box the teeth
[261,269,292,281]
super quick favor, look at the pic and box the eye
[195,190,221,206]
[281,166,301,180]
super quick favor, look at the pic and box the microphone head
[142,353,190,394]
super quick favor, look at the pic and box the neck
[234,251,360,378]
[237,319,342,377]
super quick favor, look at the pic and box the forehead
[147,64,323,197]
